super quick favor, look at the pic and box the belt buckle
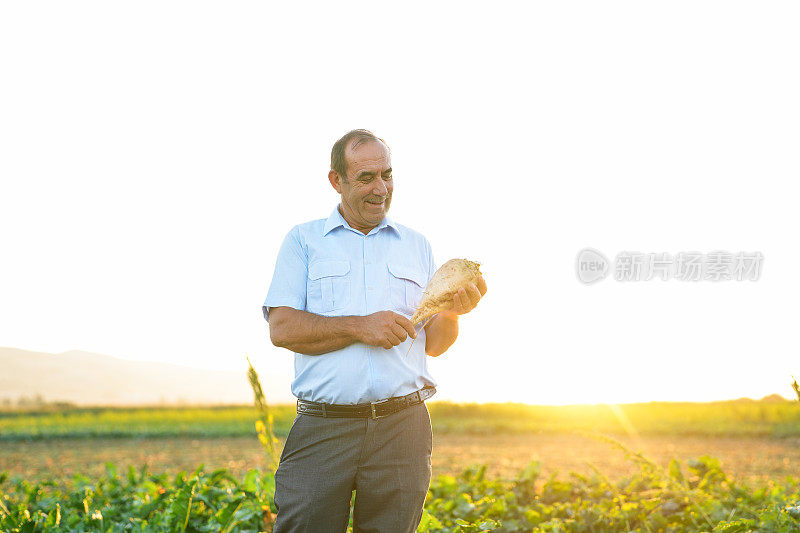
[369,397,391,420]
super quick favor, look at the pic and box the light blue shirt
[263,204,438,404]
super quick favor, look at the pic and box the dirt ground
[3,433,798,487]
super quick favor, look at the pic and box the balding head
[330,129,391,183]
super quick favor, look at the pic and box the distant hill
[0,347,294,406]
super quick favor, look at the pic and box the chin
[363,205,386,219]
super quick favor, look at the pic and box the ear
[328,169,343,193]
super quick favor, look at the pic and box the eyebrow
[357,168,392,180]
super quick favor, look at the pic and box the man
[263,129,486,532]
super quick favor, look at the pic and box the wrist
[343,316,364,343]
[438,310,459,323]
[427,311,458,331]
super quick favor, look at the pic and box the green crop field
[2,400,800,441]
[2,399,800,531]
[2,445,799,532]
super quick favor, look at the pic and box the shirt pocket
[308,260,351,314]
[387,262,428,317]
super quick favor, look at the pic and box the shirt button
[365,261,371,265]
[367,286,373,290]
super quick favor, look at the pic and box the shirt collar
[323,204,399,236]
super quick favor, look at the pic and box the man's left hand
[447,275,487,317]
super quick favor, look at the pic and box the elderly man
[263,129,486,532]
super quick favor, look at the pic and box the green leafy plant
[1,451,799,532]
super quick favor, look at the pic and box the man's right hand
[358,311,417,349]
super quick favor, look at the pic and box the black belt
[296,387,436,419]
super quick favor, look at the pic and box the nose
[373,178,388,197]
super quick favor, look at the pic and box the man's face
[330,140,393,233]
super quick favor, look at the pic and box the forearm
[424,311,459,357]
[269,307,363,355]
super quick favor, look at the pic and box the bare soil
[3,433,797,486]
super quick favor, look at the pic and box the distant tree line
[0,394,76,410]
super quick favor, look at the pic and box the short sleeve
[262,226,308,322]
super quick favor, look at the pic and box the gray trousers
[273,402,433,533]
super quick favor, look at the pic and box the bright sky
[2,2,798,404]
